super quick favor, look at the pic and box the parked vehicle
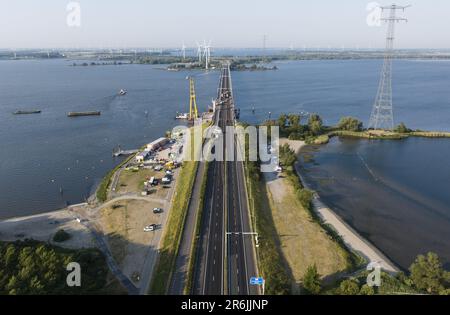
[144,224,156,232]
[153,208,163,214]
[154,165,163,171]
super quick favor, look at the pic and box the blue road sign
[250,277,264,285]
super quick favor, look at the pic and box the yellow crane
[188,77,199,120]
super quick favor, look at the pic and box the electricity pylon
[188,77,199,120]
[368,4,410,130]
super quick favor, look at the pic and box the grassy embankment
[258,142,363,293]
[244,159,292,295]
[410,131,450,138]
[328,130,408,140]
[325,130,450,142]
[184,161,210,294]
[282,167,365,270]
[149,122,209,294]
[96,154,137,203]
[237,123,293,294]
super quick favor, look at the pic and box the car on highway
[153,207,163,214]
[143,224,157,232]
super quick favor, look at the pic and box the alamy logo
[366,2,382,27]
[66,2,81,27]
[66,262,81,287]
[174,120,280,173]
[366,262,381,287]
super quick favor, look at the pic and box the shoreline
[284,139,399,274]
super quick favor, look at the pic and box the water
[299,137,450,270]
[0,59,219,218]
[1,55,450,262]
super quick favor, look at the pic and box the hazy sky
[0,0,449,49]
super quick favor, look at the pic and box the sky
[0,0,449,49]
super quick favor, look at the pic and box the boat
[13,110,41,115]
[67,111,101,117]
[118,89,127,96]
[175,112,189,119]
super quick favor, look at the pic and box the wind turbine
[203,40,212,70]
[196,42,203,63]
[181,42,186,60]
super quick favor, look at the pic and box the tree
[394,122,411,133]
[303,264,322,294]
[409,252,447,294]
[359,284,375,295]
[439,289,450,295]
[53,229,71,243]
[279,144,297,168]
[338,117,363,132]
[308,114,323,135]
[277,114,288,128]
[338,279,360,295]
[287,114,301,127]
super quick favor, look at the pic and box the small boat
[68,111,101,117]
[13,110,41,115]
[175,112,189,119]
[118,89,127,96]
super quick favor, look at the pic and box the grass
[284,171,364,271]
[244,161,292,295]
[150,160,198,294]
[184,161,209,294]
[117,169,157,193]
[264,170,350,293]
[311,134,330,145]
[328,130,408,140]
[96,154,136,202]
[410,131,450,138]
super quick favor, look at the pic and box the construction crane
[188,76,199,120]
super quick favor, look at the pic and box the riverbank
[263,146,350,292]
[283,139,399,274]
[326,130,450,141]
[0,205,94,249]
[0,130,189,295]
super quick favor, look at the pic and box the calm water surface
[0,58,449,269]
[299,137,450,270]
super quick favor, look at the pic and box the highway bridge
[192,64,260,295]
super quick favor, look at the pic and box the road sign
[250,277,264,286]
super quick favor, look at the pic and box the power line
[369,4,410,130]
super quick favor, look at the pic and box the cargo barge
[13,110,41,115]
[67,111,101,117]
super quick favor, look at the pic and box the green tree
[359,284,375,295]
[439,289,450,295]
[303,264,322,294]
[53,229,71,242]
[338,279,360,295]
[287,114,301,127]
[308,114,323,135]
[337,117,363,132]
[409,252,447,294]
[394,122,411,133]
[279,144,297,168]
[277,114,288,128]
